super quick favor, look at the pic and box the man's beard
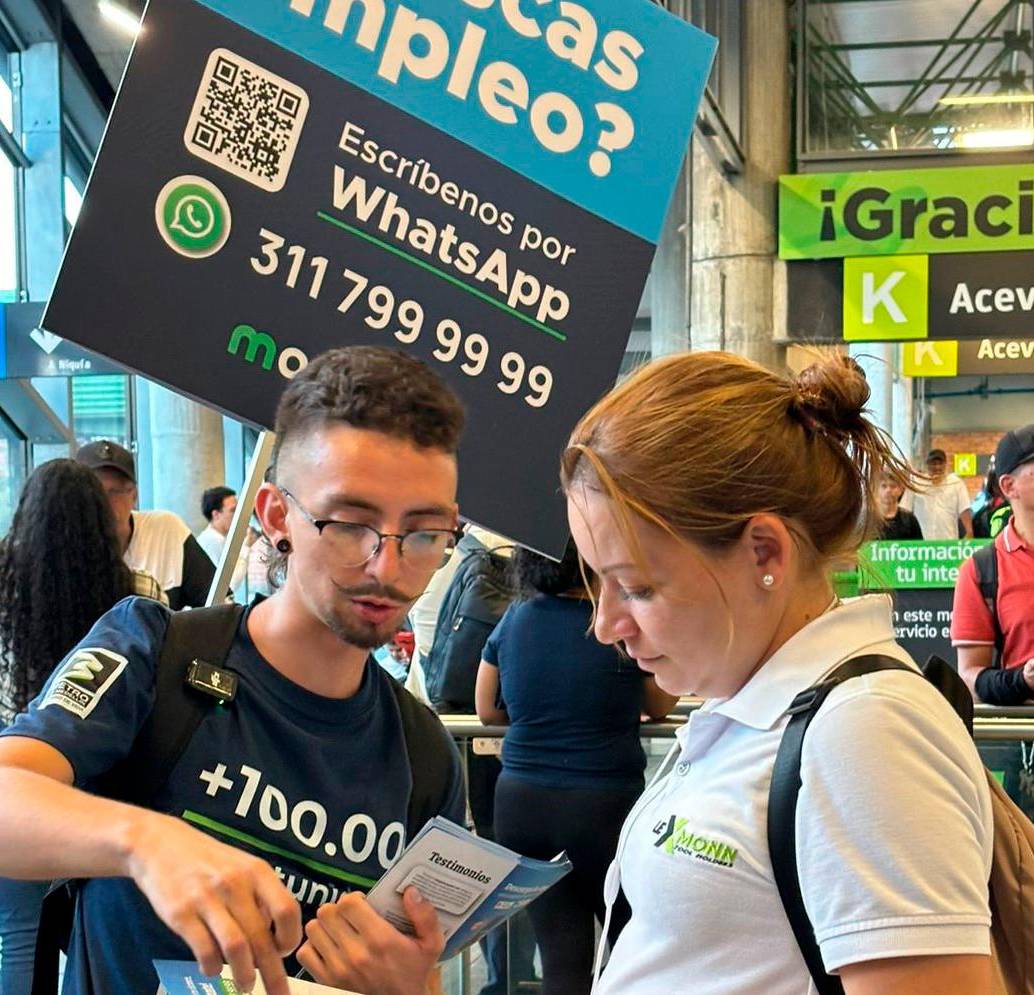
[323,611,403,650]
[322,581,414,650]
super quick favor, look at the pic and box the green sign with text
[780,164,1034,260]
[858,539,990,590]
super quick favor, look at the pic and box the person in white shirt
[76,441,215,609]
[901,448,973,539]
[561,352,993,995]
[197,485,253,598]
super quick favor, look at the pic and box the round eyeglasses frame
[279,487,462,569]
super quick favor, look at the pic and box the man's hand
[297,887,444,994]
[1023,659,1034,692]
[125,811,302,995]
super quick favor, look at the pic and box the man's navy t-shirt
[1,597,464,995]
[482,596,646,789]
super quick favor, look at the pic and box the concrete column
[849,343,893,435]
[147,384,225,533]
[650,159,690,356]
[689,0,790,371]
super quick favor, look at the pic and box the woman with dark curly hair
[0,458,166,993]
[475,539,677,995]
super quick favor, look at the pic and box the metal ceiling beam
[829,37,993,52]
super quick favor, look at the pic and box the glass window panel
[0,141,16,303]
[0,411,26,534]
[64,175,83,227]
[72,375,130,447]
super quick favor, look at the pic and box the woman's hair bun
[789,355,870,436]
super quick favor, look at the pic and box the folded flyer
[365,816,571,961]
[155,961,355,995]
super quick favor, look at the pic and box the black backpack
[31,602,456,994]
[972,542,1005,666]
[424,536,515,714]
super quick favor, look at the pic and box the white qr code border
[183,48,310,194]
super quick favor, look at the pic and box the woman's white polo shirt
[595,595,993,995]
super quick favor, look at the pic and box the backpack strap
[97,602,245,806]
[387,677,458,840]
[767,654,914,995]
[32,603,246,994]
[972,543,1004,666]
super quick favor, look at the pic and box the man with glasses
[0,347,468,995]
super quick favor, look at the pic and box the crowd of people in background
[0,351,1030,995]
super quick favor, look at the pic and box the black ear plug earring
[276,539,292,554]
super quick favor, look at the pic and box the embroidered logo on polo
[653,815,739,868]
[40,647,129,719]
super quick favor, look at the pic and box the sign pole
[206,430,276,607]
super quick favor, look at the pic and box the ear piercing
[276,538,292,554]
[762,574,775,587]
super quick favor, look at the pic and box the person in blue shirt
[475,540,676,995]
[0,346,467,995]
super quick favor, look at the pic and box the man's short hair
[926,448,947,463]
[270,346,466,481]
[201,486,236,521]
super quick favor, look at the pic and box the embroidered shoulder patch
[41,648,130,719]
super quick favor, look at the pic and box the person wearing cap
[953,424,1034,705]
[901,448,973,540]
[76,440,216,610]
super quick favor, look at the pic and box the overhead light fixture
[958,128,1034,149]
[940,93,1034,107]
[98,0,141,38]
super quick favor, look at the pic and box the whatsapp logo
[155,176,231,259]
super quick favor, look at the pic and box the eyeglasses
[280,488,461,571]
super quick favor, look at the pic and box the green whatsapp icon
[155,175,231,259]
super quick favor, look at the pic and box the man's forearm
[0,768,149,881]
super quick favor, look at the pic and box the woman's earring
[276,538,292,554]
[762,574,775,588]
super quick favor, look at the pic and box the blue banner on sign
[196,0,715,244]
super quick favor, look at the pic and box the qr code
[183,49,309,193]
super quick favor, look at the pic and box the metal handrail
[440,713,1034,742]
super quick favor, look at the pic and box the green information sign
[780,163,1034,260]
[858,539,990,590]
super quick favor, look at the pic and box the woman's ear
[741,514,794,590]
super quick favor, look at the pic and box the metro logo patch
[41,648,129,719]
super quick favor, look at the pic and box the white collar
[693,594,912,733]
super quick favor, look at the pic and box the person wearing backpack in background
[0,347,468,995]
[953,423,1034,707]
[563,351,994,995]
[422,528,539,995]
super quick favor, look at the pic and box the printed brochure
[155,960,353,994]
[367,816,571,962]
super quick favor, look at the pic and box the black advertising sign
[0,303,123,378]
[890,589,955,666]
[42,0,715,555]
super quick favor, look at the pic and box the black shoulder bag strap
[387,678,456,840]
[100,602,246,805]
[972,543,1004,666]
[767,654,914,995]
